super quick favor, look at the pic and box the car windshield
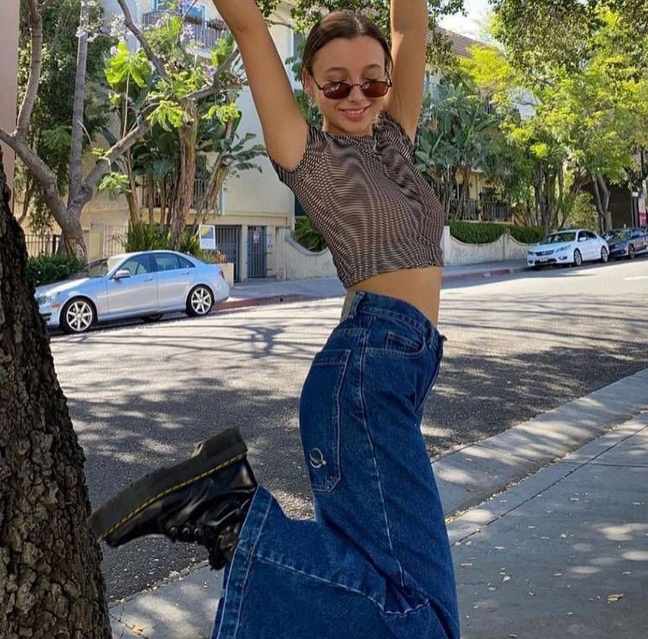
[545,232,576,243]
[67,256,123,279]
[606,229,631,240]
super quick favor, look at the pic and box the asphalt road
[48,257,648,601]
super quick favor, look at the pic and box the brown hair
[301,10,393,78]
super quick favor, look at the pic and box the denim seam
[216,490,272,639]
[253,553,432,618]
[358,329,407,593]
[360,306,427,336]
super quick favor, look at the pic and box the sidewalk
[214,260,527,312]
[109,367,648,639]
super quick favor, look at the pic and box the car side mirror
[579,237,587,242]
[113,269,131,280]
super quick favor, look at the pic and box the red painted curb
[212,294,312,312]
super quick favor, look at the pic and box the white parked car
[527,229,609,268]
[35,250,230,333]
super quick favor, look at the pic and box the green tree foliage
[104,5,266,246]
[464,6,648,232]
[15,0,112,231]
[415,79,505,220]
[259,0,466,69]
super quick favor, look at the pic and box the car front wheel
[600,247,609,263]
[187,285,214,317]
[573,249,583,267]
[61,297,96,334]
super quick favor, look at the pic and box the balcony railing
[481,202,513,222]
[449,199,513,222]
[143,10,227,49]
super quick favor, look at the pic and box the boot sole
[89,428,247,542]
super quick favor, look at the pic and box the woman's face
[304,36,390,137]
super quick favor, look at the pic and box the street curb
[214,265,529,312]
[433,367,648,517]
[212,294,312,313]
[442,265,528,282]
[109,367,648,639]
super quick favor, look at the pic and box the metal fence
[24,234,60,257]
[103,226,128,258]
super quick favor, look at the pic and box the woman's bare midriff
[345,266,442,326]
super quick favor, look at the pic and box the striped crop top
[270,110,444,289]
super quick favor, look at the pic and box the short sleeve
[269,125,327,190]
[376,110,416,159]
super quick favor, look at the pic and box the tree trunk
[170,103,198,248]
[591,172,612,233]
[56,209,87,262]
[147,176,155,225]
[124,155,141,225]
[0,156,111,638]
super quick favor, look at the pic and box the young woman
[89,2,459,638]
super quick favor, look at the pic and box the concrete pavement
[214,260,528,311]
[108,367,648,639]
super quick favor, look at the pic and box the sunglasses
[312,77,392,100]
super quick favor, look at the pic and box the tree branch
[75,117,152,210]
[68,1,90,205]
[16,0,44,138]
[114,0,168,80]
[189,48,241,102]
[0,127,68,221]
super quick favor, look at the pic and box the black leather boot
[89,428,257,570]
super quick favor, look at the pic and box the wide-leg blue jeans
[211,290,459,639]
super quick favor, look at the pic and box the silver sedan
[35,250,230,333]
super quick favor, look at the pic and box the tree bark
[68,1,90,207]
[170,102,198,248]
[591,172,612,232]
[0,155,111,638]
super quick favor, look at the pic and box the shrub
[450,221,545,245]
[26,254,85,288]
[449,221,508,244]
[294,216,327,252]
[509,226,545,244]
[198,249,229,264]
[125,221,169,252]
[125,222,205,258]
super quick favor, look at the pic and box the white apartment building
[92,0,300,281]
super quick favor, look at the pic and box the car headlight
[36,292,58,306]
[556,246,569,253]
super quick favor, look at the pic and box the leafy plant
[25,254,85,287]
[124,221,170,252]
[294,216,327,252]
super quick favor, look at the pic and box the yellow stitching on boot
[100,452,247,540]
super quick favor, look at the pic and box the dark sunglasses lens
[363,80,390,97]
[323,83,352,99]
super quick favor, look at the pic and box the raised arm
[211,0,308,169]
[384,0,429,142]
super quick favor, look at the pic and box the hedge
[450,221,544,245]
[26,254,85,288]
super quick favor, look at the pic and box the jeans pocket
[299,348,351,493]
[416,335,445,415]
[384,329,426,357]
